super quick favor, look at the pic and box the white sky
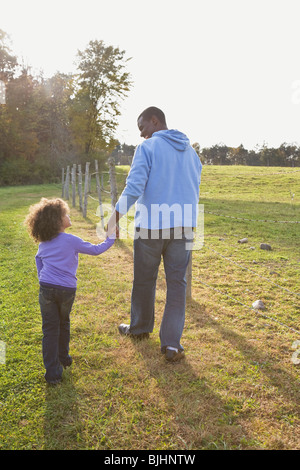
[2,0,300,149]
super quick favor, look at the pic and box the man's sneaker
[118,323,149,340]
[161,345,184,354]
[165,347,185,363]
[118,323,131,336]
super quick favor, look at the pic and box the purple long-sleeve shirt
[35,232,115,289]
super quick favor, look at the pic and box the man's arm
[105,143,151,237]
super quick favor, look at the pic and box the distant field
[0,165,299,450]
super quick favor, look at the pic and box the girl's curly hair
[25,198,70,242]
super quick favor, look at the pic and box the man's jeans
[39,286,76,383]
[130,228,191,351]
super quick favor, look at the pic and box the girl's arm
[74,235,115,256]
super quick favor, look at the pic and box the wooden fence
[61,157,119,229]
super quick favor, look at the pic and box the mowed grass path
[0,166,300,450]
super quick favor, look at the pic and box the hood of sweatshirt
[153,129,190,151]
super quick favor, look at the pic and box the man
[106,107,202,362]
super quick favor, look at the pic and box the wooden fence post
[83,162,90,218]
[61,168,65,198]
[108,156,117,209]
[64,166,70,200]
[95,160,104,229]
[78,164,83,211]
[88,173,91,194]
[72,164,76,207]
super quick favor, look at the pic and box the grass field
[0,165,299,450]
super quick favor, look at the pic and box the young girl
[25,197,115,385]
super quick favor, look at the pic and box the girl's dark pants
[39,285,76,383]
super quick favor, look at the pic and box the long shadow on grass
[44,370,84,450]
[131,334,248,449]
[187,298,300,445]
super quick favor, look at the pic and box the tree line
[194,142,299,167]
[0,29,132,185]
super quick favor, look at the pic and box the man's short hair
[138,107,166,125]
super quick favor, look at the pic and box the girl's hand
[104,223,119,239]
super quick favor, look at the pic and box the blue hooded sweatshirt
[116,129,202,230]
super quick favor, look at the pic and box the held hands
[104,210,120,239]
[104,223,119,238]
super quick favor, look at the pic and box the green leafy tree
[71,40,132,161]
[0,29,17,165]
[227,144,248,165]
[37,73,75,168]
[279,142,299,167]
[0,29,17,83]
[5,69,39,162]
[201,143,229,165]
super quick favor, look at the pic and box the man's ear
[151,116,159,126]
